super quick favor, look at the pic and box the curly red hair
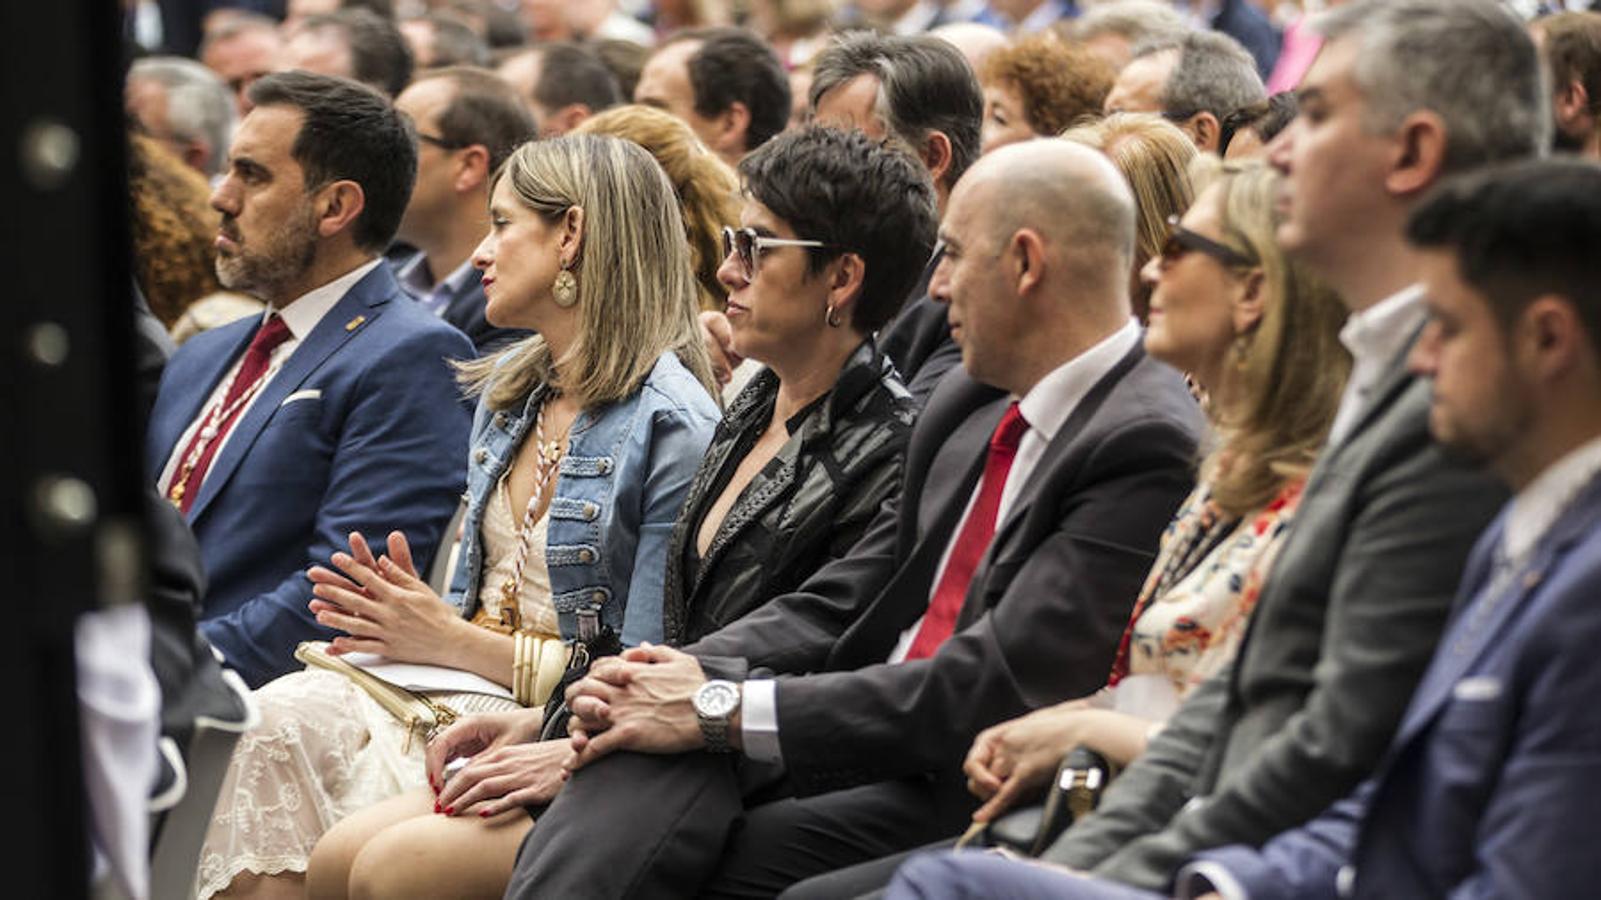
[981,35,1115,137]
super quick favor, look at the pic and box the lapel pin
[345,315,366,332]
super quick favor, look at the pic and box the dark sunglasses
[1160,215,1257,268]
[721,226,838,280]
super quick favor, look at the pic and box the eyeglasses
[1159,215,1257,268]
[721,226,839,280]
[417,132,471,151]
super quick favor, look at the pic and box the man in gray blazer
[1029,0,1549,890]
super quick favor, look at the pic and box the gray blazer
[1045,332,1508,889]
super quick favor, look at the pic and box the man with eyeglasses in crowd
[390,66,536,354]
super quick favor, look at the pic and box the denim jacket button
[473,447,488,464]
[578,549,594,564]
[493,411,509,429]
[591,590,605,603]
[583,502,598,520]
[597,458,613,474]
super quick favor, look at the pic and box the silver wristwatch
[693,679,741,753]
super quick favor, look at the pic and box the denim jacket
[447,350,720,646]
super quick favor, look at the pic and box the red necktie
[167,315,293,513]
[905,402,1030,660]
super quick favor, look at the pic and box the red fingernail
[434,800,441,813]
[445,806,455,815]
[479,810,491,818]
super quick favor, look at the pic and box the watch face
[696,681,739,718]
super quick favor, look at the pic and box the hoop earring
[552,263,578,308]
[825,305,843,328]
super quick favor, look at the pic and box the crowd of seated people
[88,0,1601,898]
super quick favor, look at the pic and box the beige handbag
[293,639,572,750]
[296,641,476,751]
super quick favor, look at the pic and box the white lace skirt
[194,668,518,899]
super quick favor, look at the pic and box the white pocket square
[280,389,322,407]
[1452,676,1502,702]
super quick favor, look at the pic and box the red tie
[167,315,293,513]
[905,402,1030,660]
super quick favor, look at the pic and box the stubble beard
[215,204,320,301]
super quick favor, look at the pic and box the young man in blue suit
[146,71,473,688]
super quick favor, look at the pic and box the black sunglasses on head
[1160,215,1257,268]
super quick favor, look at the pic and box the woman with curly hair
[128,133,265,340]
[979,35,1115,155]
[129,132,221,328]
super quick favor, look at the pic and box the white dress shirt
[1324,286,1426,449]
[1504,433,1601,565]
[157,259,381,496]
[740,319,1145,763]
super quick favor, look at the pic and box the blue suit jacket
[1201,472,1601,898]
[438,266,531,355]
[146,263,473,687]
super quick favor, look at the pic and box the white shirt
[1504,434,1601,565]
[741,318,1145,763]
[157,259,381,497]
[1325,286,1426,449]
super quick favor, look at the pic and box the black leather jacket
[661,340,917,645]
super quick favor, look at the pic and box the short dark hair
[810,32,983,190]
[1407,157,1601,347]
[408,13,490,67]
[301,8,414,97]
[533,43,622,115]
[247,71,417,252]
[670,27,791,153]
[592,38,650,104]
[738,126,938,333]
[413,66,536,171]
[1220,90,1298,154]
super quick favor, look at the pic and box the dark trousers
[506,750,970,899]
[778,838,956,900]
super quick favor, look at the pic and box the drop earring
[552,261,578,308]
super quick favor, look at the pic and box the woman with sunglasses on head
[198,134,721,900]
[957,157,1351,826]
[300,126,937,900]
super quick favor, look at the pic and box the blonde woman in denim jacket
[197,135,719,900]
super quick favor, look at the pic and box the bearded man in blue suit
[146,71,472,688]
